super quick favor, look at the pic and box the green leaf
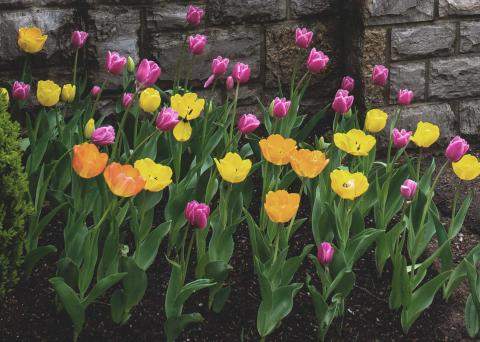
[449,193,472,239]
[122,258,148,311]
[165,313,204,342]
[83,273,127,306]
[134,221,171,270]
[345,228,383,268]
[465,294,480,338]
[175,279,215,309]
[79,227,101,296]
[24,245,57,276]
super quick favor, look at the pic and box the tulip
[317,242,334,266]
[271,97,291,118]
[211,56,229,76]
[237,114,260,134]
[37,80,61,107]
[186,5,205,26]
[103,163,146,197]
[203,74,215,89]
[400,179,417,201]
[290,149,329,179]
[61,84,76,103]
[122,92,134,108]
[90,85,101,97]
[71,30,88,49]
[232,63,251,84]
[72,143,108,179]
[136,59,161,87]
[452,154,480,181]
[105,51,127,75]
[372,65,389,87]
[171,92,205,142]
[295,28,313,49]
[84,118,95,139]
[364,109,388,133]
[397,89,414,106]
[127,56,135,73]
[259,134,297,166]
[411,122,440,148]
[11,81,30,100]
[445,136,469,162]
[18,27,47,54]
[226,76,234,90]
[392,128,412,149]
[185,201,210,229]
[341,76,355,92]
[331,89,354,115]
[91,125,115,146]
[264,190,300,223]
[188,34,207,55]
[307,48,329,74]
[134,158,173,192]
[214,152,252,183]
[139,88,161,113]
[330,169,369,200]
[334,129,376,157]
[156,107,179,131]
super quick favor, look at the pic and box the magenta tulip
[105,51,127,75]
[392,128,412,149]
[11,81,30,100]
[232,62,251,84]
[156,107,180,132]
[91,126,115,146]
[237,114,260,134]
[397,89,414,106]
[211,56,230,76]
[307,48,329,74]
[272,97,291,118]
[186,5,204,26]
[445,136,469,162]
[317,242,334,266]
[400,179,417,201]
[185,200,210,229]
[188,34,207,55]
[90,85,101,97]
[203,74,215,89]
[295,28,313,49]
[122,92,134,108]
[136,59,161,87]
[71,30,88,49]
[226,76,234,90]
[341,76,355,92]
[372,65,389,87]
[331,89,354,114]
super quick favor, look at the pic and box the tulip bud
[105,51,127,75]
[91,125,115,146]
[127,56,135,73]
[445,136,469,162]
[400,179,417,201]
[84,118,95,139]
[122,92,134,108]
[271,97,291,118]
[237,114,260,134]
[226,76,234,90]
[186,5,205,26]
[90,85,101,97]
[397,89,414,106]
[232,62,251,85]
[185,200,210,229]
[307,48,329,74]
[156,107,180,132]
[317,242,334,266]
[203,74,215,89]
[318,136,329,150]
[331,89,354,115]
[120,245,130,257]
[12,81,30,100]
[61,84,76,103]
[136,59,161,88]
[211,56,230,76]
[295,28,313,49]
[372,65,389,87]
[392,128,412,149]
[0,88,9,107]
[71,30,88,49]
[341,76,355,92]
[188,34,207,55]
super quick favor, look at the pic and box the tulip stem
[73,49,79,86]
[227,82,240,152]
[175,143,183,182]
[286,182,305,241]
[294,71,310,95]
[112,90,138,160]
[127,130,159,163]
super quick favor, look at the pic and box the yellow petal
[173,121,192,142]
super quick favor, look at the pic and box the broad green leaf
[134,221,171,270]
[24,245,57,276]
[49,277,85,335]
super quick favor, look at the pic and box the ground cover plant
[1,5,480,341]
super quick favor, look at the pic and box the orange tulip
[290,149,329,178]
[72,143,108,179]
[103,162,146,197]
[264,190,300,223]
[259,134,297,165]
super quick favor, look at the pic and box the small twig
[355,285,387,303]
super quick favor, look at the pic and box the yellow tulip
[134,158,173,192]
[289,149,329,178]
[170,92,205,120]
[173,121,192,142]
[364,109,388,133]
[264,190,300,223]
[61,84,76,103]
[18,27,47,54]
[334,129,376,156]
[139,87,161,113]
[84,118,95,139]
[0,88,9,107]
[410,121,440,148]
[259,134,297,165]
[452,154,480,181]
[37,80,61,107]
[330,169,369,200]
[214,152,252,183]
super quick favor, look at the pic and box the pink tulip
[122,92,134,108]
[136,59,161,87]
[186,5,204,26]
[400,179,417,201]
[188,34,207,55]
[11,81,30,100]
[295,28,313,49]
[272,97,291,118]
[203,74,215,89]
[71,31,88,49]
[91,126,115,146]
[317,242,334,266]
[232,62,251,84]
[211,56,230,76]
[397,89,414,106]
[331,89,354,114]
[185,200,210,229]
[156,107,180,132]
[237,114,260,134]
[226,76,234,90]
[307,48,329,74]
[445,136,469,162]
[90,85,101,97]
[372,65,389,87]
[105,51,127,75]
[341,76,355,92]
[392,128,412,149]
